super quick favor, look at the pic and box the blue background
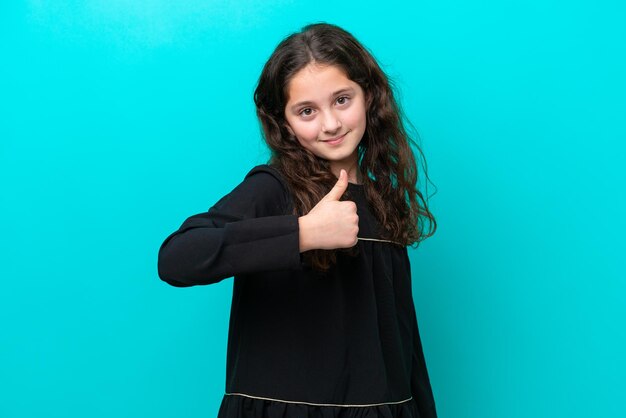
[1,1,624,417]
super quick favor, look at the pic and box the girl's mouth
[321,131,349,145]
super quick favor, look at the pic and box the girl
[158,22,438,418]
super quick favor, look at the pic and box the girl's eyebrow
[289,87,355,111]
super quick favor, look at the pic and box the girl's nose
[321,110,342,133]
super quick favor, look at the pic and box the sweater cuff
[222,215,302,273]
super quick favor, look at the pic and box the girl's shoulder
[233,164,293,214]
[244,164,289,193]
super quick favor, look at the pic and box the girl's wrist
[298,215,314,252]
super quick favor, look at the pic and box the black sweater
[158,164,437,418]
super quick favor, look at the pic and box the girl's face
[284,63,367,176]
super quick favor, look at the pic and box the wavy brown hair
[254,22,436,271]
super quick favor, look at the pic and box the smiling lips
[320,130,350,145]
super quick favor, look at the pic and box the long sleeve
[157,165,303,287]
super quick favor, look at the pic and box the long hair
[254,22,436,271]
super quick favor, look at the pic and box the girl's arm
[157,167,302,287]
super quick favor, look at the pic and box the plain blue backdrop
[1,1,624,417]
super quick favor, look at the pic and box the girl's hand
[298,169,359,252]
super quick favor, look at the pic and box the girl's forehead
[285,64,357,102]
[290,62,348,83]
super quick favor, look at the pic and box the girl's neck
[330,160,362,184]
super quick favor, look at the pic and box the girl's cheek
[300,124,319,142]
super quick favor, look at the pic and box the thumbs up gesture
[298,169,359,252]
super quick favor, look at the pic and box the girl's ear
[364,90,374,110]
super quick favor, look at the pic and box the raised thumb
[321,169,348,202]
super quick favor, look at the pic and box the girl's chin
[323,150,359,165]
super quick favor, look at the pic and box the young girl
[158,23,438,418]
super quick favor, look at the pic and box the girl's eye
[336,96,350,105]
[299,108,313,117]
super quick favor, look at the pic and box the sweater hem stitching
[224,392,413,408]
